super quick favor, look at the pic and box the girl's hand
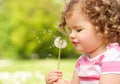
[45,70,63,84]
[54,78,70,84]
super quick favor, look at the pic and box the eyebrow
[71,25,84,29]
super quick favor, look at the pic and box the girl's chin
[75,47,83,52]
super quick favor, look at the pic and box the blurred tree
[0,0,79,59]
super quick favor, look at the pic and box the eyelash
[65,27,82,34]
[77,29,82,32]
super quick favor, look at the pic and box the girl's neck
[87,44,107,59]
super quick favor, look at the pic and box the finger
[45,71,63,84]
[49,70,62,74]
[46,76,58,84]
[47,74,63,84]
[48,72,63,79]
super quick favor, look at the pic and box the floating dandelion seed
[43,29,46,34]
[49,46,52,49]
[38,40,41,43]
[54,36,67,70]
[48,30,52,34]
[36,37,39,40]
[48,54,52,57]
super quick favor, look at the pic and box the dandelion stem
[58,48,61,70]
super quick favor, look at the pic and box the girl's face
[66,10,105,55]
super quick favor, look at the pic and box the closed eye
[77,29,82,32]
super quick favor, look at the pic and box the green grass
[0,59,76,84]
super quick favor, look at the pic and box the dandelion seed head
[54,37,67,48]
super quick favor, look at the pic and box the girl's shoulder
[101,43,120,74]
[107,42,120,52]
[102,43,120,62]
[75,54,87,70]
[75,53,87,64]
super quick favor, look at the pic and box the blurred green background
[0,0,80,84]
[0,0,79,59]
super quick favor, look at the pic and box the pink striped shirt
[75,43,120,84]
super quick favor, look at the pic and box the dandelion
[54,37,67,49]
[54,36,67,70]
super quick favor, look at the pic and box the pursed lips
[71,40,78,46]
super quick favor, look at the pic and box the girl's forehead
[65,8,87,22]
[65,12,91,27]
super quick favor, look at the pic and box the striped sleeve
[101,48,120,74]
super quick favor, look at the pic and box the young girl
[45,0,120,84]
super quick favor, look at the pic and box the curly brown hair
[59,0,120,44]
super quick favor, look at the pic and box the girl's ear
[95,26,103,38]
[95,26,100,32]
[97,33,103,37]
